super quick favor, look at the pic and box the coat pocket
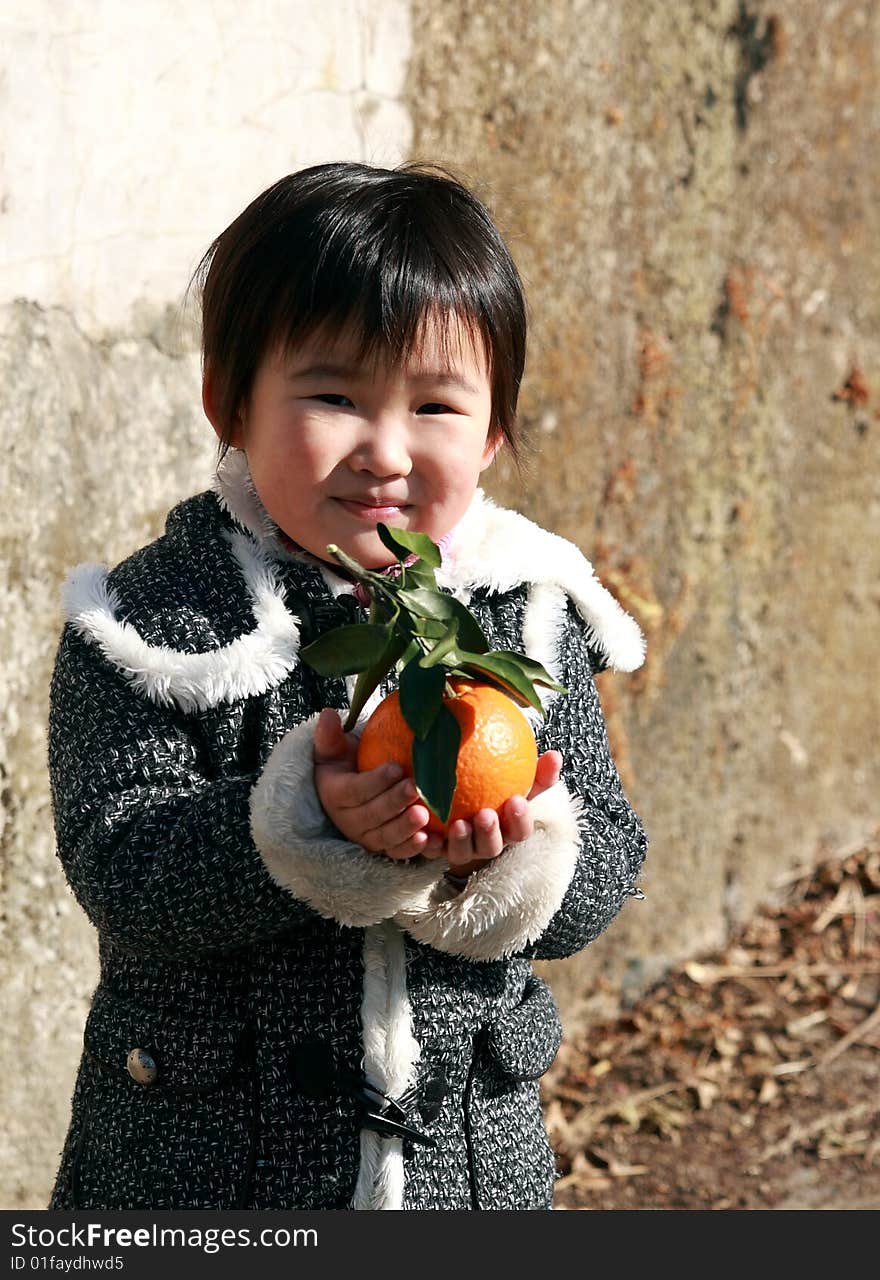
[71,988,257,1210]
[464,976,562,1210]
[484,975,562,1082]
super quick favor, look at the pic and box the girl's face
[206,316,500,569]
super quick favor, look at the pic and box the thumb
[527,750,563,800]
[313,708,348,764]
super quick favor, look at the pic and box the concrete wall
[3,0,878,1208]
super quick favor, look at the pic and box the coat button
[126,1048,158,1085]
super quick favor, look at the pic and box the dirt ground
[543,828,880,1211]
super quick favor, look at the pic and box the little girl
[47,161,649,1211]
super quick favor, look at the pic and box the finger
[313,708,349,764]
[527,750,563,800]
[446,819,476,871]
[365,802,432,855]
[470,809,504,860]
[379,810,436,861]
[341,770,418,822]
[498,795,533,845]
[420,833,447,860]
[328,765,407,817]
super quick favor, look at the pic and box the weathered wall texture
[0,0,411,333]
[1,0,412,1208]
[406,0,879,1025]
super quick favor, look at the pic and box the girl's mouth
[335,499,410,522]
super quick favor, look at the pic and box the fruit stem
[325,543,399,612]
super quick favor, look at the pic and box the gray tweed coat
[47,450,648,1211]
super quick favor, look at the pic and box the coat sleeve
[392,594,648,962]
[48,624,444,961]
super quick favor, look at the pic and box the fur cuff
[250,715,445,928]
[392,783,582,961]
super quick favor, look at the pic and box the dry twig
[751,1103,877,1169]
[553,1079,696,1155]
[685,960,880,984]
[811,1002,880,1070]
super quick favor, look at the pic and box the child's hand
[444,750,563,876]
[313,709,446,861]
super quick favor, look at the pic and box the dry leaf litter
[543,827,880,1210]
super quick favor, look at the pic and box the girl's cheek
[415,438,471,474]
[299,418,355,463]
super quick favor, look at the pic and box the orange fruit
[356,678,538,834]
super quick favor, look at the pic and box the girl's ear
[202,365,244,449]
[480,428,504,471]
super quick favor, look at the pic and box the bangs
[267,200,498,379]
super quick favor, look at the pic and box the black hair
[191,161,528,463]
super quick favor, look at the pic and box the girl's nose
[350,416,412,477]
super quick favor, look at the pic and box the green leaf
[397,638,422,670]
[446,597,490,654]
[301,624,392,677]
[396,588,457,620]
[398,657,446,739]
[400,559,439,590]
[344,631,409,731]
[486,649,568,694]
[419,620,461,669]
[409,616,452,643]
[455,651,546,713]
[413,704,461,824]
[377,524,442,567]
[394,591,484,650]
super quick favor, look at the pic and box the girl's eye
[417,403,455,415]
[313,394,353,407]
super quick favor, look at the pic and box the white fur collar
[61,531,301,713]
[214,448,646,673]
[439,488,645,672]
